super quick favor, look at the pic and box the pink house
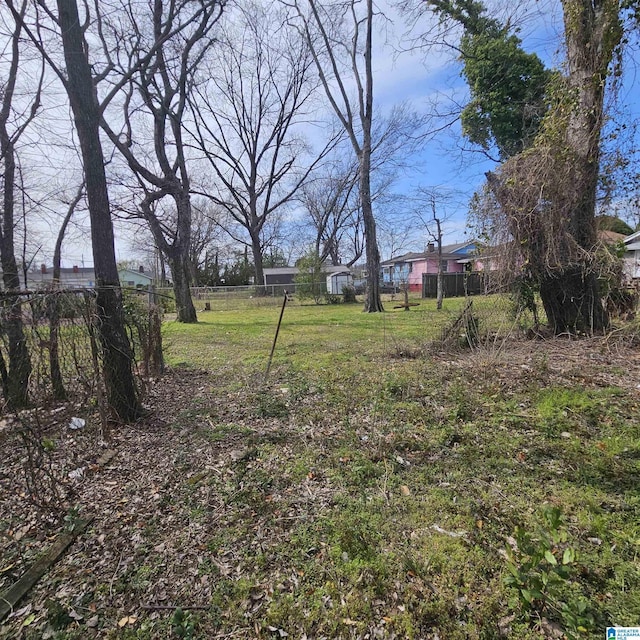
[381,241,477,292]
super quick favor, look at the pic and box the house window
[408,263,413,273]
[440,260,448,272]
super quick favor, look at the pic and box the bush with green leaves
[171,607,194,639]
[294,252,327,304]
[342,284,357,303]
[504,505,593,638]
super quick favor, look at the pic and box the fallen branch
[393,303,420,309]
[0,517,93,622]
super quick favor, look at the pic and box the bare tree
[7,0,145,419]
[412,187,461,310]
[187,200,225,285]
[56,0,146,418]
[299,100,422,268]
[299,155,360,265]
[48,185,84,401]
[285,0,385,311]
[99,0,225,322]
[189,0,332,288]
[0,0,43,408]
[428,197,444,310]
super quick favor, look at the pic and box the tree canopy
[428,0,552,159]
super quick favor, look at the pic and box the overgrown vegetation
[2,298,640,638]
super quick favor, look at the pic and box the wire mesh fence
[0,284,539,415]
[160,282,345,312]
[368,291,537,359]
[0,287,162,414]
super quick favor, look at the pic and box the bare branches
[188,1,331,285]
[284,0,385,311]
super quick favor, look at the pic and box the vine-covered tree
[427,0,552,160]
[483,0,624,333]
[418,0,626,333]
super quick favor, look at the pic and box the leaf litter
[0,338,639,638]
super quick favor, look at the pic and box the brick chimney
[139,265,144,273]
[73,265,79,273]
[427,242,435,253]
[41,264,47,274]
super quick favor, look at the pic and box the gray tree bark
[0,1,34,409]
[56,0,143,421]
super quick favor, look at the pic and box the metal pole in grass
[264,291,288,382]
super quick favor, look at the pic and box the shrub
[294,251,326,304]
[342,285,357,303]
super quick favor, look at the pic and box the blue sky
[13,0,639,267]
[372,1,561,249]
[372,0,640,253]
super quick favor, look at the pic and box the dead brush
[16,413,73,516]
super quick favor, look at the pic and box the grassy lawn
[162,294,515,372]
[157,297,640,638]
[3,295,639,639]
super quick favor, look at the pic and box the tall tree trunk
[0,139,31,409]
[57,0,142,421]
[167,250,197,322]
[435,217,443,310]
[145,197,197,323]
[360,149,383,312]
[361,0,383,313]
[47,290,66,401]
[172,193,197,322]
[539,0,622,333]
[48,188,82,401]
[0,4,31,409]
[539,267,605,333]
[250,230,265,292]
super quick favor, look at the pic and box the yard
[1,295,640,639]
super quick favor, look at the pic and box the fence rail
[422,272,494,298]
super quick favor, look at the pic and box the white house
[119,266,153,289]
[27,265,96,289]
[623,231,640,281]
[24,264,153,290]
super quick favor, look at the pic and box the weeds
[170,608,194,639]
[4,299,640,640]
[504,506,594,638]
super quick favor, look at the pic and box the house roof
[381,242,476,266]
[119,267,153,281]
[444,241,476,254]
[264,265,351,276]
[624,230,640,245]
[264,267,299,276]
[31,266,95,275]
[598,230,627,244]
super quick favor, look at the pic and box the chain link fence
[0,287,162,412]
[158,282,341,312]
